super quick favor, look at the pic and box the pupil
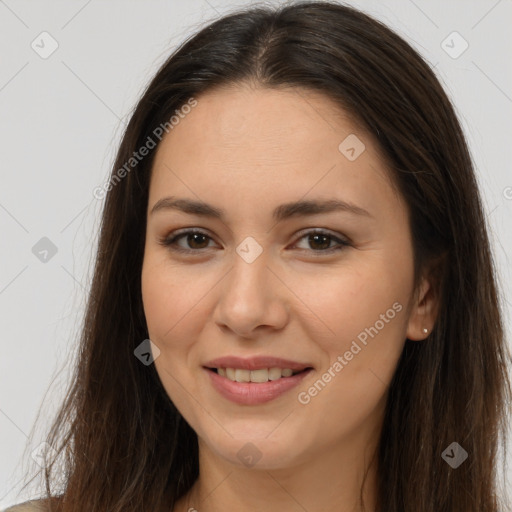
[188,233,208,249]
[309,234,330,250]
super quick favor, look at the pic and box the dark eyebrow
[150,196,372,221]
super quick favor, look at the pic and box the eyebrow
[150,196,373,221]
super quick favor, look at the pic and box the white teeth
[250,369,268,383]
[268,367,282,380]
[217,367,301,382]
[235,369,250,382]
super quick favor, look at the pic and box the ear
[405,269,441,341]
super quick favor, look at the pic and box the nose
[213,246,289,339]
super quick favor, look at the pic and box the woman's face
[141,85,432,470]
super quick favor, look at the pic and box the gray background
[1,0,511,508]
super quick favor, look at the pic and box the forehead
[148,85,402,216]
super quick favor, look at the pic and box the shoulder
[2,499,47,512]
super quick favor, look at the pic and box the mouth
[204,366,312,383]
[203,361,314,405]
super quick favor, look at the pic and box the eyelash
[158,228,351,256]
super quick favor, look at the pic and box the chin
[198,423,309,470]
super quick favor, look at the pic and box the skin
[141,83,438,512]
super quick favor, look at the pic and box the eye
[159,229,217,253]
[292,229,350,254]
[159,228,351,255]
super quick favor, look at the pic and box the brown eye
[185,233,210,249]
[293,230,350,254]
[159,230,216,253]
[307,233,332,250]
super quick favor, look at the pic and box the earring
[423,328,428,334]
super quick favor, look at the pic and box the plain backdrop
[1,0,511,508]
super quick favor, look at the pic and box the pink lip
[204,367,313,405]
[203,355,312,372]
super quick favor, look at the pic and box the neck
[174,422,381,512]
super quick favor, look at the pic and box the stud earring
[423,328,428,334]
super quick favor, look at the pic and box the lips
[203,355,314,405]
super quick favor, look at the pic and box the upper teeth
[217,367,298,382]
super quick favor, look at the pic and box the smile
[214,367,303,382]
[204,366,313,405]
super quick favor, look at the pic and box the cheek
[290,258,411,352]
[141,254,212,344]
[290,258,411,416]
[289,327,405,463]
[141,256,211,420]
[140,256,208,393]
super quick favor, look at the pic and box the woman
[6,1,511,511]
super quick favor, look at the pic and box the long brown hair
[17,2,511,511]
